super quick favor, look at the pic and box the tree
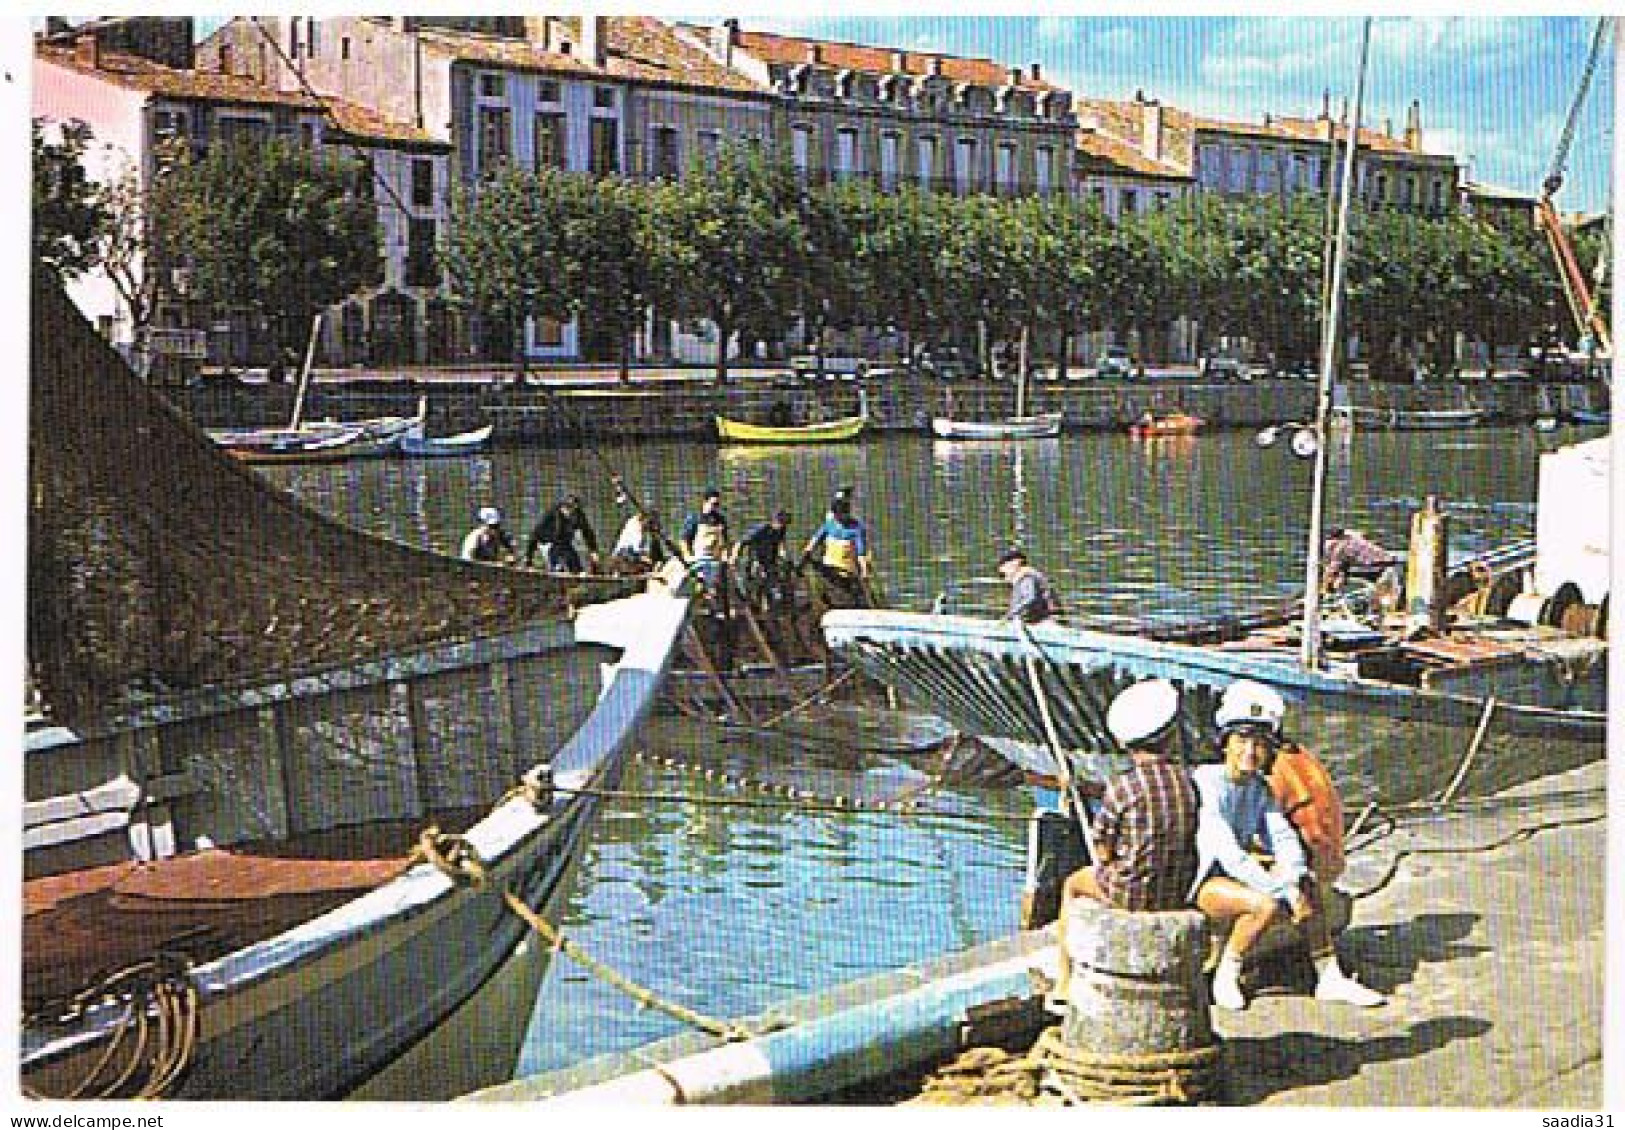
[573,176,661,383]
[650,144,805,383]
[96,150,178,381]
[33,118,110,282]
[153,137,381,379]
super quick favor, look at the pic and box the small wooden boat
[715,413,866,444]
[1128,412,1205,438]
[210,402,426,464]
[931,413,1062,441]
[399,422,494,458]
[1335,405,1489,431]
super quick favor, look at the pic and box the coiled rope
[24,954,200,1101]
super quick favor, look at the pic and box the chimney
[1404,99,1422,151]
[1320,88,1331,120]
[1007,67,1022,87]
[928,55,943,77]
[1029,61,1042,82]
[805,43,822,64]
[891,50,906,71]
[1142,98,1163,162]
[1383,116,1393,138]
[580,15,606,67]
[74,31,100,70]
[712,19,739,67]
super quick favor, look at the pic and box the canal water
[263,422,1594,1082]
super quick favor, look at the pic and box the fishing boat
[932,339,1062,440]
[716,389,868,445]
[715,413,867,444]
[208,406,423,463]
[1128,412,1205,438]
[824,28,1608,804]
[931,413,1063,441]
[398,421,495,458]
[25,274,694,1100]
[1333,405,1489,431]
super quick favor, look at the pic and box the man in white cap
[1192,679,1385,1010]
[460,506,516,564]
[1052,677,1199,1003]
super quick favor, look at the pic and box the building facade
[682,21,1077,199]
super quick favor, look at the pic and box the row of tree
[35,124,1604,383]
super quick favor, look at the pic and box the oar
[1015,619,1099,863]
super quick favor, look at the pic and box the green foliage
[33,118,111,281]
[152,137,381,356]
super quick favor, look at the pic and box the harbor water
[262,422,1598,1084]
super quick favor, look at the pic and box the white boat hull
[931,413,1063,440]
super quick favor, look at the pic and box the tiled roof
[1272,115,1422,155]
[324,100,447,149]
[717,26,1059,91]
[1075,129,1190,181]
[418,16,769,96]
[39,41,443,149]
[37,42,319,110]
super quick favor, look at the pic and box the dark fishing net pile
[28,272,578,732]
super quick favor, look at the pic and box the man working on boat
[800,492,872,609]
[1322,527,1398,591]
[610,507,666,572]
[1050,678,1199,1005]
[461,506,517,565]
[524,495,601,574]
[733,509,794,613]
[681,487,732,596]
[1192,680,1385,1010]
[997,547,1057,624]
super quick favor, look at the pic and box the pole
[288,313,323,430]
[1301,18,1371,671]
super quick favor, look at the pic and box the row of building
[33,15,1542,371]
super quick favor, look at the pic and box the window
[341,37,351,61]
[220,44,234,74]
[589,117,619,175]
[478,72,506,99]
[1373,172,1388,203]
[697,130,720,170]
[1400,175,1417,207]
[1259,148,1280,191]
[538,80,560,103]
[1197,144,1224,189]
[1121,189,1138,214]
[478,105,511,169]
[1431,178,1445,212]
[1092,186,1107,208]
[954,138,977,193]
[652,126,680,179]
[835,128,858,178]
[996,143,1016,193]
[535,317,565,348]
[792,125,813,175]
[534,112,566,170]
[879,132,900,191]
[1227,147,1249,193]
[1035,146,1053,194]
[1291,154,1309,193]
[299,121,317,148]
[154,109,185,139]
[288,17,299,58]
[917,135,938,186]
[411,158,435,207]
[592,86,615,110]
[216,115,271,146]
[406,218,439,288]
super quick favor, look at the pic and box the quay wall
[175,375,1607,445]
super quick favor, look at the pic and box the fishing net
[27,271,580,732]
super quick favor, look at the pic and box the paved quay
[1205,758,1609,1107]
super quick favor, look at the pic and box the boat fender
[1542,582,1583,629]
[1505,592,1548,627]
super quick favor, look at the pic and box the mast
[1300,18,1372,671]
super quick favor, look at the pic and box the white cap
[479,506,502,525]
[1215,680,1286,734]
[1106,678,1180,748]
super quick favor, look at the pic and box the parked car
[1094,345,1134,379]
[1199,353,1249,382]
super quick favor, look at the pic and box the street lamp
[1254,421,1322,458]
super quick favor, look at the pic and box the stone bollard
[1060,902,1213,1058]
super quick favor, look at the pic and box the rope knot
[411,826,489,888]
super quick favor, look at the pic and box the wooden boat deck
[22,811,483,1014]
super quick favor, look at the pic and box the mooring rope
[24,954,201,1101]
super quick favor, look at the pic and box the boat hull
[210,412,423,464]
[1129,414,1205,438]
[715,415,866,444]
[398,424,494,458]
[822,609,1605,806]
[931,414,1063,440]
[22,588,690,1101]
[1336,407,1489,431]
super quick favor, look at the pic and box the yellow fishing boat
[715,403,868,444]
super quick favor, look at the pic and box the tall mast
[1301,17,1372,671]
